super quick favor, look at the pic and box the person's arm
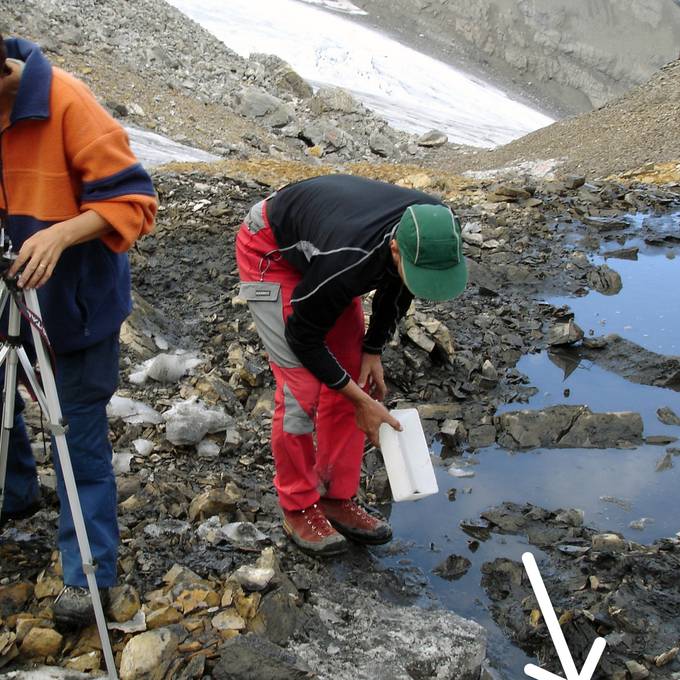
[284,268,358,389]
[357,274,413,400]
[62,75,157,253]
[285,263,403,444]
[9,210,112,288]
[363,274,413,355]
[340,378,402,447]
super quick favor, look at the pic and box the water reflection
[378,214,680,678]
[556,213,680,354]
[384,353,680,678]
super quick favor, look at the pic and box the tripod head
[0,227,17,281]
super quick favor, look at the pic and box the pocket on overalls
[239,282,300,369]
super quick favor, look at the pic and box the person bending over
[236,174,467,556]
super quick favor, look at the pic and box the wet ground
[380,211,680,679]
[3,171,678,678]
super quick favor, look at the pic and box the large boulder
[289,586,486,680]
[235,88,293,128]
[310,86,361,115]
[496,405,643,449]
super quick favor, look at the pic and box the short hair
[0,34,9,77]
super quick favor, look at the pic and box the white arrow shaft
[523,552,580,680]
[522,552,607,680]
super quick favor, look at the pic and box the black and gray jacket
[263,174,442,389]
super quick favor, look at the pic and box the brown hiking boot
[282,503,348,557]
[319,498,392,545]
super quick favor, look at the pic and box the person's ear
[390,239,400,267]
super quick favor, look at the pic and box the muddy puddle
[378,212,680,679]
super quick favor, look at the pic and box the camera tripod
[0,270,118,679]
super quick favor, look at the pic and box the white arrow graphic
[522,551,607,680]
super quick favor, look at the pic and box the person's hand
[8,225,67,289]
[358,352,387,401]
[353,394,402,447]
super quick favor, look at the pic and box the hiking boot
[319,498,392,545]
[282,503,348,557]
[53,585,110,630]
[0,497,42,530]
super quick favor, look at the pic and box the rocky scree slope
[435,58,680,181]
[0,0,458,166]
[3,0,680,182]
[353,0,680,116]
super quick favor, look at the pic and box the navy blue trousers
[2,333,120,587]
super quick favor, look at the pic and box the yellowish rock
[120,494,145,512]
[178,640,203,653]
[34,575,63,600]
[144,589,173,608]
[109,584,141,623]
[119,628,179,680]
[221,581,242,608]
[20,627,63,658]
[0,583,34,616]
[163,564,202,587]
[558,610,574,626]
[177,587,220,614]
[182,618,206,633]
[188,489,239,522]
[146,605,182,630]
[15,618,50,643]
[218,628,240,640]
[65,650,101,673]
[70,624,103,657]
[233,591,261,620]
[0,631,18,667]
[0,629,17,655]
[396,173,433,190]
[211,609,246,632]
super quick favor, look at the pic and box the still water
[379,213,680,678]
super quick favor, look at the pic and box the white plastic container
[378,408,439,502]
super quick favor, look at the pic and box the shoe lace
[342,500,370,518]
[301,503,334,537]
[56,585,89,603]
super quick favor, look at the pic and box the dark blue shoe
[53,585,110,630]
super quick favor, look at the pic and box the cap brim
[401,255,468,301]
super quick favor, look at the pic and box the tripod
[0,268,118,679]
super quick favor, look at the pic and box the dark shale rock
[213,634,313,680]
[495,405,643,450]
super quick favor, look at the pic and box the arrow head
[522,552,607,680]
[525,663,567,680]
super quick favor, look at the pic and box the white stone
[107,396,163,425]
[133,439,154,457]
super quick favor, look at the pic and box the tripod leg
[0,284,19,512]
[0,340,20,519]
[20,289,119,680]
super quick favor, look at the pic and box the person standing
[236,174,467,556]
[0,35,157,627]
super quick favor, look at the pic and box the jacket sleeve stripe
[81,163,156,202]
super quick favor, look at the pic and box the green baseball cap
[396,204,468,301]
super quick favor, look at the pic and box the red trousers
[236,204,366,511]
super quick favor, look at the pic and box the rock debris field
[0,164,679,679]
[1,0,680,678]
